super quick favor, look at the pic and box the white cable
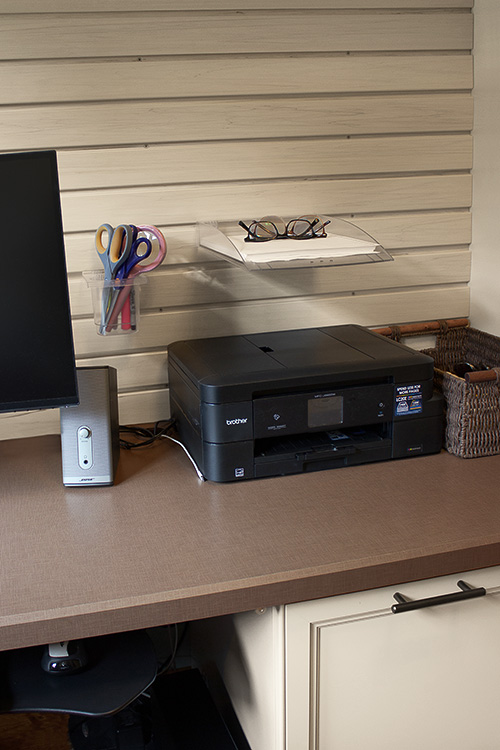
[161,434,205,481]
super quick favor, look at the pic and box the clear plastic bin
[198,216,392,270]
[84,271,147,336]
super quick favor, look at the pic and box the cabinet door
[285,566,500,750]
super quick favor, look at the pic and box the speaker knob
[77,425,93,470]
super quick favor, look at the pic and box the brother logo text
[226,418,248,426]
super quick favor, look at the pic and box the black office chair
[0,630,244,749]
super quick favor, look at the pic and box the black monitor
[0,150,79,414]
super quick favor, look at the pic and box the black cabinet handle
[391,580,486,614]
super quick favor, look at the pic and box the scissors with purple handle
[112,225,152,330]
[114,225,152,280]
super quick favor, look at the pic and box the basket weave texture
[421,326,500,458]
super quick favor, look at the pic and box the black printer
[168,325,443,482]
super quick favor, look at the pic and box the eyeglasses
[239,215,330,242]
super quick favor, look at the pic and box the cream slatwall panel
[0,12,472,58]
[56,135,473,189]
[0,2,473,440]
[0,56,473,104]
[64,212,472,271]
[0,95,472,150]
[3,283,469,440]
[69,249,472,320]
[60,175,472,231]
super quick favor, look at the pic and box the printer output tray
[255,427,391,477]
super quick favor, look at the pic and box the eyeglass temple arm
[307,218,331,234]
[238,220,252,233]
[309,218,332,232]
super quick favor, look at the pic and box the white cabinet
[286,566,500,750]
[193,566,500,750]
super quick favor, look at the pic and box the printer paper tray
[254,428,392,477]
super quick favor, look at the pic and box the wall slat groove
[0,2,475,13]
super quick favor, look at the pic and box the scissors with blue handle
[95,223,134,280]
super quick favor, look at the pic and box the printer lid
[168,325,435,401]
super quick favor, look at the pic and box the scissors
[115,225,152,281]
[105,225,167,332]
[94,224,134,332]
[112,225,152,331]
[95,223,134,280]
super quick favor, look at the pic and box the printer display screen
[308,395,343,428]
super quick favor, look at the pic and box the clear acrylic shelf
[198,216,392,270]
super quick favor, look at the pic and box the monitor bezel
[0,149,79,415]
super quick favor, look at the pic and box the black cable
[155,622,189,677]
[119,419,175,450]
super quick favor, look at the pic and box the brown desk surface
[1,434,500,651]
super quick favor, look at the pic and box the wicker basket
[375,320,500,458]
[418,325,500,458]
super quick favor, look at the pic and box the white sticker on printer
[395,384,423,416]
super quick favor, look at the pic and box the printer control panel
[253,383,393,439]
